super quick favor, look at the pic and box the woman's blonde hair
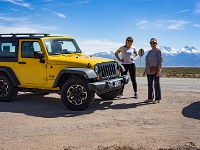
[125,36,133,47]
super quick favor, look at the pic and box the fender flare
[52,68,97,88]
[0,67,20,86]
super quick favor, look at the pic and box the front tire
[61,78,95,111]
[97,88,122,100]
[0,75,18,102]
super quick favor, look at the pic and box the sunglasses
[150,42,157,45]
[127,40,133,43]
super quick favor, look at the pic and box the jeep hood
[48,54,116,66]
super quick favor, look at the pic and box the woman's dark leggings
[121,63,137,94]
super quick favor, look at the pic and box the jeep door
[18,40,47,85]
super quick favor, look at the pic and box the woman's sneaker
[117,93,123,98]
[134,93,138,99]
[153,100,160,104]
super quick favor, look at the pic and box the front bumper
[87,75,130,94]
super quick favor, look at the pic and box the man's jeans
[147,74,161,100]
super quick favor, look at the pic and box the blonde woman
[115,36,139,98]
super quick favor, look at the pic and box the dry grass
[64,145,148,150]
[64,144,200,150]
[136,67,200,78]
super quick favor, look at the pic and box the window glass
[33,42,42,52]
[21,41,42,58]
[0,41,16,58]
[44,39,81,55]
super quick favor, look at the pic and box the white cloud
[194,2,200,14]
[0,12,59,34]
[193,24,200,27]
[63,0,90,6]
[167,20,190,30]
[135,20,190,30]
[0,15,28,22]
[53,11,66,18]
[11,8,18,11]
[135,20,149,29]
[76,0,90,4]
[0,24,57,34]
[0,25,42,33]
[0,14,57,33]
[2,0,32,9]
[41,0,54,1]
[43,8,66,18]
[77,39,123,54]
[177,10,189,13]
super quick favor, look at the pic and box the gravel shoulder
[0,77,200,150]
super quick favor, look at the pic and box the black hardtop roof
[0,33,50,38]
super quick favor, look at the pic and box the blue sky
[0,0,200,53]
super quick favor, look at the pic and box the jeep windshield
[44,39,81,55]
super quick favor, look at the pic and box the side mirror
[34,51,45,63]
[34,51,44,58]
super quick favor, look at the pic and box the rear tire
[61,78,95,111]
[0,75,18,102]
[97,88,122,100]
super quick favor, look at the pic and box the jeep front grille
[98,63,118,80]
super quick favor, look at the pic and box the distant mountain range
[83,46,200,67]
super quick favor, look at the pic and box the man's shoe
[144,99,154,103]
[134,93,138,99]
[117,93,123,98]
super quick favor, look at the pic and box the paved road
[136,77,200,92]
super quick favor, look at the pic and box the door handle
[18,61,26,64]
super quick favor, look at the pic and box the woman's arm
[115,47,124,62]
[131,48,139,61]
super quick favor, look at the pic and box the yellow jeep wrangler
[0,33,129,111]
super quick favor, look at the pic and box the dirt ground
[0,77,200,150]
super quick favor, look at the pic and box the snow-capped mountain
[83,46,200,67]
[159,46,200,55]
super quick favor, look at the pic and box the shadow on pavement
[182,101,200,120]
[0,93,151,118]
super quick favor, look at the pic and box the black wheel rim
[0,80,9,97]
[66,84,87,105]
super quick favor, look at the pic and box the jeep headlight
[94,65,99,73]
